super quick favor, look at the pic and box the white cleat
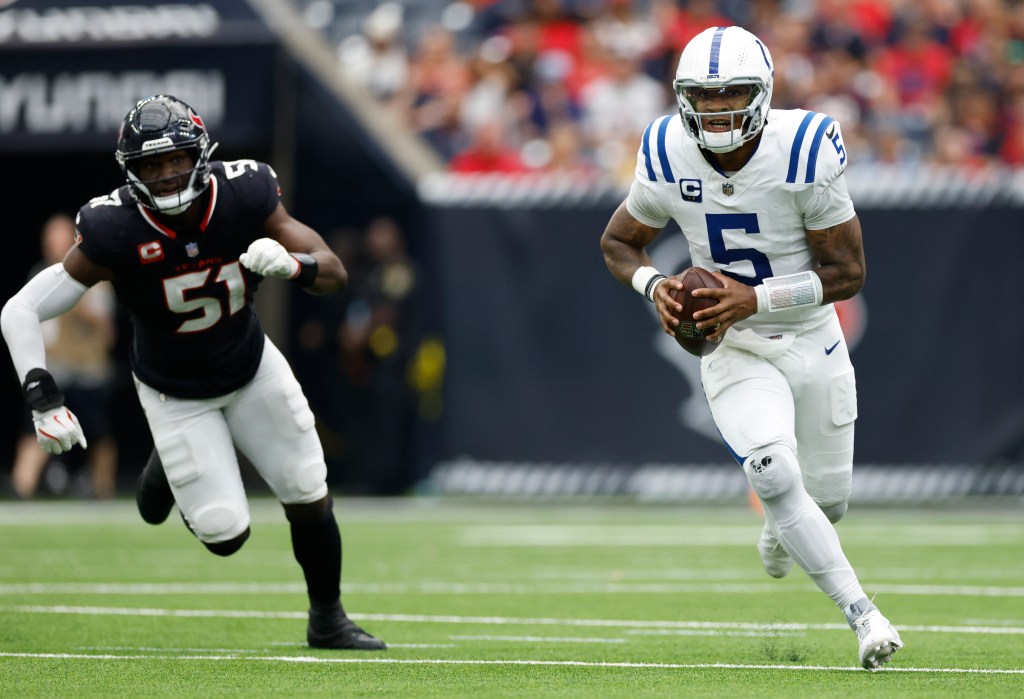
[757,524,793,578]
[853,609,904,671]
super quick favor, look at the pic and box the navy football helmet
[115,95,217,214]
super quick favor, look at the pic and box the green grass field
[1,497,1022,697]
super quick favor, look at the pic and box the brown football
[667,267,724,357]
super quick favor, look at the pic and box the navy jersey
[75,159,280,398]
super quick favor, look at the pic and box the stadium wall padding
[427,203,1024,468]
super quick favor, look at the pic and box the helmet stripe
[656,116,675,183]
[754,39,772,73]
[640,121,657,181]
[708,26,728,74]
[786,112,817,183]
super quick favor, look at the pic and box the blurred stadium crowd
[296,0,1024,183]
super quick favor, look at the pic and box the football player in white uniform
[600,26,903,670]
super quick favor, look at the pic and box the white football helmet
[673,26,774,153]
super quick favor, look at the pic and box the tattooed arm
[806,214,866,303]
[600,201,687,336]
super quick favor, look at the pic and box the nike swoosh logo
[825,341,841,355]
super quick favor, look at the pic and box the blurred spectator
[338,2,410,109]
[406,25,474,158]
[578,44,669,181]
[11,214,117,499]
[319,0,1024,174]
[873,20,954,111]
[450,117,530,172]
[340,217,426,494]
[589,0,660,65]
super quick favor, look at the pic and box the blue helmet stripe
[805,116,835,183]
[656,116,675,183]
[786,112,817,183]
[641,121,656,181]
[754,39,772,73]
[708,26,728,74]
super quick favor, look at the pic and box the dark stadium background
[2,0,1022,499]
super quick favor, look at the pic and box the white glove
[32,406,88,455]
[239,238,299,279]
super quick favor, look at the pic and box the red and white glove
[239,238,299,279]
[32,406,88,455]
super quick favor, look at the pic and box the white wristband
[754,271,824,312]
[631,266,667,303]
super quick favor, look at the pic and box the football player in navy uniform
[1,95,385,651]
[600,28,902,669]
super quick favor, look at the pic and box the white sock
[761,485,866,610]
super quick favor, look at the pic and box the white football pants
[701,312,866,609]
[701,312,856,508]
[134,337,328,543]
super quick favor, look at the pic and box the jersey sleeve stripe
[804,116,836,183]
[786,111,817,183]
[641,120,657,181]
[656,116,675,183]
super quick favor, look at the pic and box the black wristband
[290,253,319,287]
[644,274,667,302]
[23,368,65,412]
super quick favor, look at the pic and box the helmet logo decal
[141,137,174,152]
[188,109,204,128]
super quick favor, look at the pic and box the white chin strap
[702,127,745,153]
[151,189,199,215]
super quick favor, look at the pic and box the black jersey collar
[137,175,218,239]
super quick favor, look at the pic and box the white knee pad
[190,502,250,544]
[819,501,848,524]
[743,443,801,501]
[280,453,328,504]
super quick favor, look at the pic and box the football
[667,267,724,357]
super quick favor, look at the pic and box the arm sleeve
[1,264,89,383]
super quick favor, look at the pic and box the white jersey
[627,108,855,337]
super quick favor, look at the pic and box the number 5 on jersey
[706,212,774,285]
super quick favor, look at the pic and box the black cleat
[136,451,175,525]
[307,602,386,650]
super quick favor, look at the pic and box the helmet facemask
[674,79,770,153]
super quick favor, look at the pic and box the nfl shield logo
[186,242,199,258]
[722,182,734,196]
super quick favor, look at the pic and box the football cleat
[135,451,175,525]
[852,608,904,670]
[757,523,793,578]
[307,602,386,651]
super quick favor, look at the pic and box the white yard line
[457,524,1024,547]
[6,605,1024,636]
[0,651,1021,675]
[4,581,1024,597]
[448,635,627,644]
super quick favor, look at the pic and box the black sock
[290,503,342,609]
